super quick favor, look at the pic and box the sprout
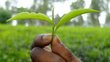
[7,8,99,42]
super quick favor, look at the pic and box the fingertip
[31,34,52,48]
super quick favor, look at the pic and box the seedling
[7,8,98,42]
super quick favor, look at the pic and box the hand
[30,34,81,62]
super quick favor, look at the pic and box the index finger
[51,36,82,62]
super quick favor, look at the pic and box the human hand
[30,34,81,62]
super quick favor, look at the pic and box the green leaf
[55,9,99,31]
[7,12,54,25]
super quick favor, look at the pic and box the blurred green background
[0,0,110,62]
[0,25,110,62]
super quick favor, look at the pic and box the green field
[0,25,110,62]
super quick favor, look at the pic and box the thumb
[31,34,52,49]
[51,36,81,62]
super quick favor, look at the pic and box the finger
[43,46,52,52]
[30,47,65,62]
[31,34,52,49]
[51,36,81,62]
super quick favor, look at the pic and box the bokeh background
[0,0,110,62]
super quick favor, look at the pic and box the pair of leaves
[7,9,99,31]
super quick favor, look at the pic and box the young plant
[7,8,99,42]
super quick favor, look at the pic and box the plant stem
[51,8,55,42]
[51,25,55,42]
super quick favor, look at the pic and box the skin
[30,34,81,62]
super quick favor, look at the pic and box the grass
[0,24,110,62]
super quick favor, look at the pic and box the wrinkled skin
[30,34,81,62]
